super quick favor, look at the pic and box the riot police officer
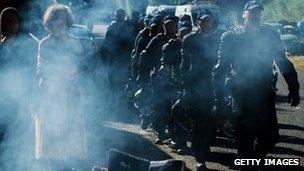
[160,21,192,151]
[214,1,300,170]
[127,17,162,94]
[127,17,163,129]
[102,9,132,106]
[173,10,223,170]
[138,14,179,144]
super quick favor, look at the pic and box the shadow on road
[276,94,289,104]
[272,146,304,157]
[279,135,304,145]
[279,123,304,131]
[205,126,304,170]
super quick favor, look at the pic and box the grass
[289,56,304,71]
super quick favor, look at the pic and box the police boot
[140,117,149,130]
[169,139,178,149]
[154,138,164,144]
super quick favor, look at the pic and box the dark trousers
[234,90,279,169]
[190,103,216,163]
[153,97,173,139]
[172,94,216,163]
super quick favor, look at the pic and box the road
[86,66,304,171]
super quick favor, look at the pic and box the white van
[175,1,226,29]
[146,6,159,15]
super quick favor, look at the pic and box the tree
[262,0,304,22]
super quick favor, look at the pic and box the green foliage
[262,0,304,22]
[113,0,304,22]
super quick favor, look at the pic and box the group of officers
[102,1,301,170]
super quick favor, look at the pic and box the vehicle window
[68,26,91,39]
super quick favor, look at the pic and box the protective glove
[288,91,300,107]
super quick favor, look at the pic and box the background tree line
[262,0,304,22]
[2,0,304,23]
[121,0,304,23]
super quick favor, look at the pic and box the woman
[36,4,86,170]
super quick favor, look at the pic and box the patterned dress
[35,34,87,160]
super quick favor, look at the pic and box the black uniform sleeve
[160,42,169,68]
[213,31,234,101]
[180,35,192,74]
[272,31,300,93]
[129,36,144,79]
[160,40,181,67]
[140,37,159,72]
[133,34,141,55]
[100,24,114,65]
[137,37,158,85]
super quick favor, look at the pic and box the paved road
[92,69,304,171]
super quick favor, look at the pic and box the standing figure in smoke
[102,8,133,110]
[36,4,87,170]
[0,6,38,76]
[0,6,38,171]
[214,1,300,170]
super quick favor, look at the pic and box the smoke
[0,32,39,170]
[0,1,141,170]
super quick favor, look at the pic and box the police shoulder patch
[110,21,118,26]
[139,28,148,35]
[182,32,196,43]
[168,38,176,43]
[162,42,169,50]
[156,33,164,38]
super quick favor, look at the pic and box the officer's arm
[160,43,169,69]
[180,36,191,75]
[138,38,158,84]
[133,34,141,55]
[100,25,114,65]
[137,37,147,55]
[273,32,300,106]
[143,37,158,71]
[213,31,233,101]
[103,24,114,49]
[175,47,183,90]
[130,37,144,75]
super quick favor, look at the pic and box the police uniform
[127,27,151,92]
[128,17,162,90]
[160,21,192,150]
[138,15,179,141]
[139,32,177,140]
[102,19,132,99]
[177,28,222,162]
[214,23,300,160]
[159,38,183,95]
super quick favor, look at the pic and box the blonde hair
[43,3,73,30]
